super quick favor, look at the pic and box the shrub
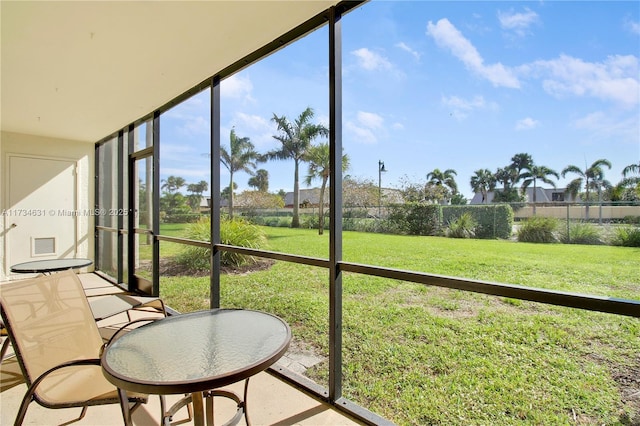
[558,221,604,245]
[517,217,559,243]
[442,205,514,239]
[446,212,477,238]
[277,217,292,228]
[176,217,266,270]
[163,213,202,224]
[611,226,640,247]
[386,203,442,236]
[343,218,378,232]
[623,215,640,225]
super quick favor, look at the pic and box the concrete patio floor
[0,273,364,426]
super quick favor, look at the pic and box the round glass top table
[10,258,92,274]
[101,309,291,426]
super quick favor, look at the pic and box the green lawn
[157,225,640,425]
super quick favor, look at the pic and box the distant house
[199,197,229,212]
[283,188,326,208]
[284,187,404,208]
[470,187,579,205]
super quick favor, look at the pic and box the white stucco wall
[0,131,94,280]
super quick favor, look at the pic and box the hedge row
[442,205,514,239]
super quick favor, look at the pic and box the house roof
[469,187,578,204]
[284,188,325,206]
[1,1,340,143]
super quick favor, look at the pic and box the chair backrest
[0,270,104,386]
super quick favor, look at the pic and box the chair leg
[14,390,33,426]
[117,388,133,426]
[1,337,11,361]
[243,378,251,426]
[58,406,88,426]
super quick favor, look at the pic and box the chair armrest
[103,317,163,350]
[25,358,103,403]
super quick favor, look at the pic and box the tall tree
[520,164,559,215]
[161,176,186,194]
[248,169,269,192]
[220,128,260,218]
[304,143,349,235]
[493,166,522,203]
[618,162,640,200]
[470,169,496,203]
[562,158,612,219]
[509,153,534,179]
[265,107,328,228]
[343,176,379,208]
[426,168,458,203]
[622,163,640,179]
[186,180,209,212]
[160,176,188,215]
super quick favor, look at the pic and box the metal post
[598,181,603,225]
[211,77,221,309]
[378,160,386,217]
[328,5,343,403]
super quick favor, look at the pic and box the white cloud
[162,96,209,136]
[395,42,421,61]
[572,111,640,144]
[162,167,209,179]
[229,112,275,148]
[526,54,639,108]
[234,112,271,132]
[624,18,640,35]
[221,74,254,101]
[351,48,393,71]
[346,111,386,144]
[346,122,378,144]
[426,18,520,88]
[498,8,539,36]
[357,111,384,129]
[442,95,487,110]
[441,95,496,120]
[515,117,540,130]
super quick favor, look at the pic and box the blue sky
[160,1,640,200]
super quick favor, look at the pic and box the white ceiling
[1,1,339,143]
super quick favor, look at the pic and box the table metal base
[163,379,250,426]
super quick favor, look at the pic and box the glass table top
[10,258,93,273]
[102,309,291,394]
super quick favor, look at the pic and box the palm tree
[220,128,260,218]
[304,143,349,235]
[470,169,496,203]
[623,163,640,177]
[247,169,269,192]
[509,153,534,179]
[520,164,559,215]
[186,180,209,212]
[562,158,612,220]
[161,175,186,194]
[622,162,640,188]
[618,162,640,200]
[493,166,521,202]
[265,107,328,228]
[426,168,458,203]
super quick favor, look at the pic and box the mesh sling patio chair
[0,269,151,425]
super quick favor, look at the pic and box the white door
[5,155,77,273]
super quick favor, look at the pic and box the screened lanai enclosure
[3,1,639,424]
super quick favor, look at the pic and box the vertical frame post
[94,143,100,272]
[210,76,222,309]
[126,125,135,291]
[117,131,124,283]
[328,5,343,403]
[152,111,161,297]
